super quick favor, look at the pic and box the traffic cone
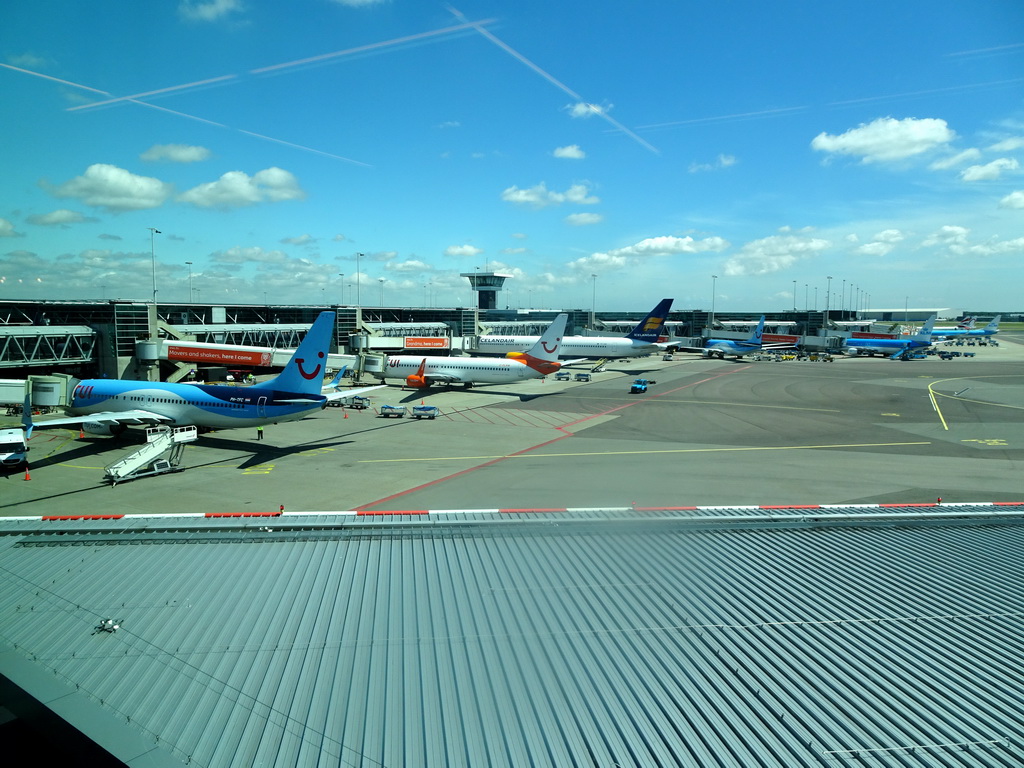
[23,464,30,481]
[343,411,348,419]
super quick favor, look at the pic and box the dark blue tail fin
[261,311,336,394]
[625,299,674,343]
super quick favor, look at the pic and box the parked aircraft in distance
[680,316,791,359]
[931,315,1000,340]
[842,315,937,358]
[27,312,384,436]
[372,314,567,388]
[473,299,674,359]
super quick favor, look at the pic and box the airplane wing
[322,384,388,402]
[30,410,174,431]
[420,372,463,385]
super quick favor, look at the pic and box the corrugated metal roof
[2,506,1023,767]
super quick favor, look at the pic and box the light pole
[710,275,718,330]
[792,280,797,312]
[591,273,597,325]
[148,227,161,304]
[379,278,384,307]
[825,275,832,320]
[338,273,344,305]
[356,253,362,306]
[841,279,846,314]
[185,261,193,302]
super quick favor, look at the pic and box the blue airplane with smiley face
[27,311,383,437]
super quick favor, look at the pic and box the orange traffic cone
[343,411,348,419]
[23,465,30,481]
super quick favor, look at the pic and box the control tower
[461,270,513,310]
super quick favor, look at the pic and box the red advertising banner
[849,332,898,339]
[405,337,449,349]
[763,334,799,344]
[167,345,272,366]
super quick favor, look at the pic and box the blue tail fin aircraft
[28,312,383,436]
[679,316,793,359]
[842,315,937,359]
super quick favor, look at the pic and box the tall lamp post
[338,273,344,305]
[710,275,718,330]
[185,261,193,302]
[148,227,161,304]
[591,273,597,325]
[356,253,362,306]
[379,278,384,307]
[792,280,797,311]
[825,275,833,321]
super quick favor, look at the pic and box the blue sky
[2,0,1022,312]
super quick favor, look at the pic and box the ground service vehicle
[630,378,654,393]
[412,405,440,420]
[379,404,407,418]
[0,428,28,468]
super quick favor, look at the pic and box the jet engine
[405,373,429,388]
[81,421,128,436]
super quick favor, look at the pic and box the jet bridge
[103,425,197,485]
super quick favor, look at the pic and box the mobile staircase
[104,425,198,485]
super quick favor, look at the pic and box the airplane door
[257,396,268,418]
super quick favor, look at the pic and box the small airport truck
[0,428,28,469]
[630,378,655,394]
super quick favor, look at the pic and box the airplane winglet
[21,391,33,439]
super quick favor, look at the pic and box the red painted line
[357,367,751,512]
[356,509,429,515]
[760,505,822,510]
[878,503,937,508]
[205,512,283,517]
[42,515,125,521]
[993,502,1024,506]
[499,508,568,514]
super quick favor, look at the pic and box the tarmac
[2,335,1022,517]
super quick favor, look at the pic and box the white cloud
[26,209,96,226]
[444,244,483,258]
[566,102,609,119]
[999,190,1024,208]
[570,235,728,272]
[852,228,905,257]
[0,218,22,237]
[811,116,956,163]
[960,157,1019,182]
[929,148,981,170]
[689,154,738,173]
[565,213,603,226]
[140,144,212,163]
[723,232,831,276]
[281,234,315,245]
[387,259,432,273]
[989,137,1024,152]
[922,225,1024,257]
[210,246,291,265]
[178,0,244,22]
[178,167,305,209]
[501,182,599,208]
[50,163,172,211]
[553,145,585,159]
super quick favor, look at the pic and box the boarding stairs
[590,357,609,372]
[104,425,198,485]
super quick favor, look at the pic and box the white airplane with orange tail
[372,314,568,389]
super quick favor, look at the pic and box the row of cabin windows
[108,395,248,408]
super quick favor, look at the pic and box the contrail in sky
[445,5,659,154]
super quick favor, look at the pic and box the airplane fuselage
[475,335,657,359]
[703,340,761,358]
[843,339,930,356]
[376,355,544,385]
[68,379,326,429]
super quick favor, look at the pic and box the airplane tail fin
[323,365,348,390]
[986,315,1001,332]
[624,299,674,343]
[746,316,766,345]
[21,391,34,439]
[261,311,336,394]
[915,314,937,340]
